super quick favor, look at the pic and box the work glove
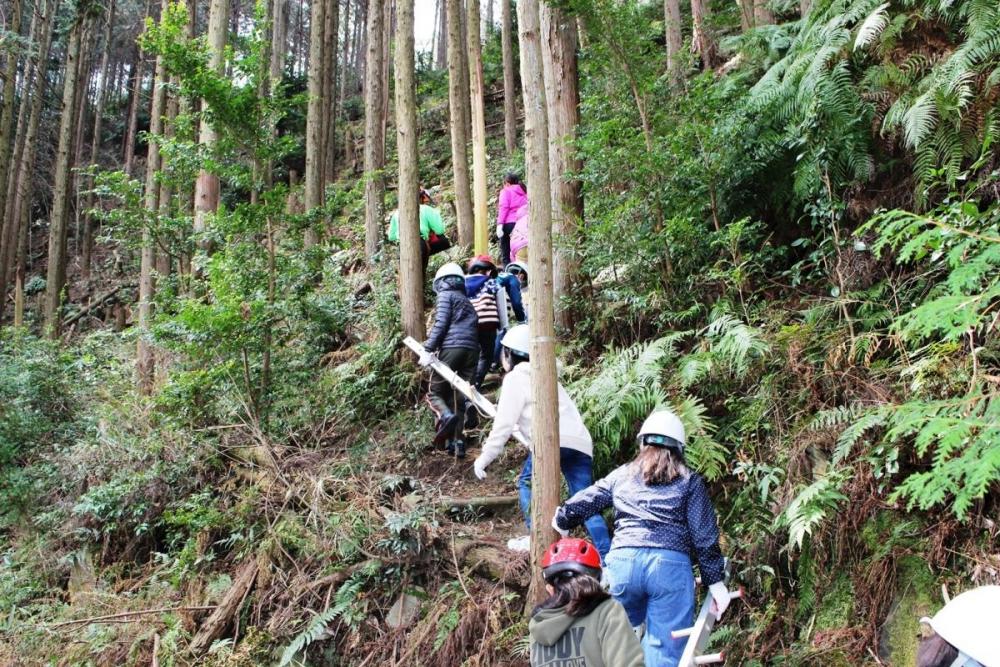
[496,226,505,239]
[551,510,569,537]
[708,582,731,621]
[418,350,437,368]
[473,456,488,480]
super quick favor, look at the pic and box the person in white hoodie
[472,324,612,557]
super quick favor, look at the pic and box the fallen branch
[62,283,134,327]
[48,605,218,628]
[188,559,258,656]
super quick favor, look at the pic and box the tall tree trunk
[754,0,774,26]
[8,0,55,327]
[458,0,471,141]
[541,5,581,331]
[501,0,516,155]
[517,0,557,605]
[363,0,386,259]
[467,0,488,255]
[138,0,170,392]
[339,0,351,108]
[664,0,682,83]
[380,0,392,154]
[395,0,424,339]
[435,0,447,69]
[82,0,116,282]
[72,30,93,255]
[43,13,85,337]
[0,0,24,302]
[123,45,145,176]
[192,0,231,251]
[304,0,327,247]
[446,0,473,246]
[800,0,811,17]
[485,0,492,33]
[322,0,339,186]
[156,77,178,280]
[691,0,717,69]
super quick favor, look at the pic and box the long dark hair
[505,171,526,195]
[916,633,959,667]
[533,572,609,618]
[633,444,689,485]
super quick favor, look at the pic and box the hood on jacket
[465,274,490,296]
[528,607,577,647]
[433,275,466,294]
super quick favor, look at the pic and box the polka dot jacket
[555,463,726,586]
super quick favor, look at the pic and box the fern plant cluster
[743,0,1000,207]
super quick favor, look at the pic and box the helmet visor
[640,434,683,449]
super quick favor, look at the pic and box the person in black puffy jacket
[422,262,480,458]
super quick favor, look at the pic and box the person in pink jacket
[510,203,529,262]
[497,172,528,265]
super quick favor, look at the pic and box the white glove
[496,226,505,238]
[709,582,731,620]
[473,456,488,480]
[418,351,436,368]
[551,510,569,537]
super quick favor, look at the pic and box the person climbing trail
[419,262,479,459]
[552,409,731,667]
[472,324,612,557]
[465,255,527,384]
[496,172,528,266]
[917,585,1000,667]
[492,261,529,370]
[388,188,450,273]
[529,538,645,667]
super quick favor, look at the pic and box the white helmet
[501,324,531,357]
[920,586,1000,666]
[505,261,528,285]
[636,410,686,452]
[434,262,464,280]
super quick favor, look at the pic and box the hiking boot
[464,405,480,430]
[444,440,456,456]
[433,410,457,446]
[453,440,466,459]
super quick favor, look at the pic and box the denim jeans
[604,547,695,667]
[518,448,613,559]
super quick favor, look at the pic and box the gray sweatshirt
[529,598,645,667]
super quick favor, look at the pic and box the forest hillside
[0,0,998,663]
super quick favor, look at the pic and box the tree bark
[501,0,516,155]
[363,0,385,259]
[800,0,811,17]
[467,0,489,255]
[691,0,717,70]
[304,0,327,247]
[435,0,447,69]
[82,0,116,282]
[0,0,24,308]
[8,0,55,327]
[44,13,85,337]
[123,44,145,177]
[517,0,558,606]
[395,0,425,340]
[446,0,473,246]
[664,0,682,83]
[322,0,339,186]
[192,0,231,251]
[754,0,774,26]
[541,5,581,331]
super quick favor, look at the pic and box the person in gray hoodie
[529,538,645,667]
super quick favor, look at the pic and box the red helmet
[541,538,602,582]
[467,254,497,274]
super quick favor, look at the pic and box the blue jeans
[605,547,695,667]
[518,448,613,559]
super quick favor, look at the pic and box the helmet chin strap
[951,653,982,667]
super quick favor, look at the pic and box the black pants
[428,347,478,441]
[499,223,516,267]
[474,328,498,388]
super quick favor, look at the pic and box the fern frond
[854,2,890,51]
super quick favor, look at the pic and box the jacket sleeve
[478,370,528,468]
[555,469,617,530]
[387,212,399,242]
[686,474,726,586]
[504,276,526,322]
[426,206,445,235]
[497,187,511,225]
[600,601,645,666]
[424,292,452,352]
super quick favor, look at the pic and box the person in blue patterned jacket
[552,409,733,667]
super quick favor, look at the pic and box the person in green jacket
[529,538,645,667]
[387,189,449,272]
